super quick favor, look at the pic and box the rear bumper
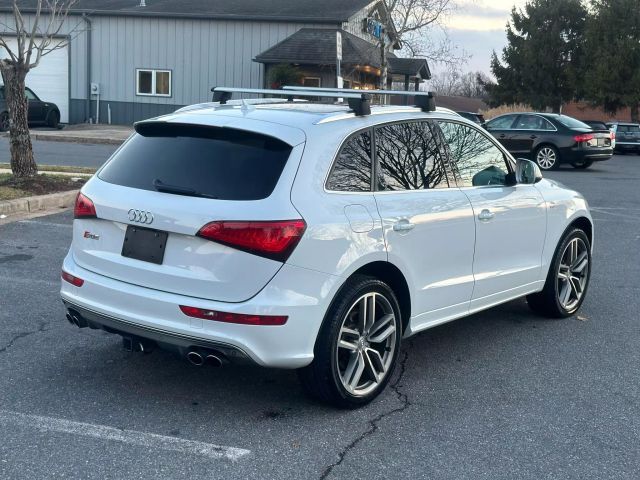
[563,147,613,163]
[60,252,341,369]
[614,142,640,151]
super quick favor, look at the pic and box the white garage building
[1,37,70,123]
[0,0,430,125]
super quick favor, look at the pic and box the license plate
[121,225,168,265]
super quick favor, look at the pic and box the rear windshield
[98,124,292,201]
[555,116,591,129]
[618,124,640,133]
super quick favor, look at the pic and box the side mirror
[515,158,542,184]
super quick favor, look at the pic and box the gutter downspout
[82,13,92,123]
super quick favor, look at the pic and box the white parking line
[0,410,250,461]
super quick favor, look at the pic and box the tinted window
[326,131,372,192]
[439,121,510,187]
[98,124,292,201]
[555,115,591,129]
[619,124,640,133]
[375,121,452,191]
[25,89,37,101]
[514,115,555,130]
[487,115,516,130]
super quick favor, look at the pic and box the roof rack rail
[210,87,372,116]
[282,86,436,112]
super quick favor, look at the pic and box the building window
[136,69,172,97]
[303,77,321,88]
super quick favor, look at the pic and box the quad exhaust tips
[186,350,224,367]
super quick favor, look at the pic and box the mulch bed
[0,173,86,201]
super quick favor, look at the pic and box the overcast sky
[436,0,528,75]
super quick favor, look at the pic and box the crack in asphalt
[0,321,49,354]
[319,348,412,480]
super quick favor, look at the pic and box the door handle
[499,134,506,138]
[530,135,537,139]
[393,220,415,232]
[478,209,495,221]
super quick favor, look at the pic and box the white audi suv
[61,89,593,407]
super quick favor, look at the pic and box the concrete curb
[29,133,126,145]
[1,130,130,145]
[0,169,93,177]
[0,189,78,216]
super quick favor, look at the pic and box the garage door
[0,38,69,123]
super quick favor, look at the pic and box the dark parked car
[607,122,640,153]
[582,120,609,130]
[486,113,613,170]
[456,111,486,127]
[0,86,61,131]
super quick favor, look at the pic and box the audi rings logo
[128,209,154,225]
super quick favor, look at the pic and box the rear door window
[98,123,292,201]
[375,120,453,191]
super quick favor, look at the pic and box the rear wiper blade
[152,179,217,199]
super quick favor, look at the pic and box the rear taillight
[61,270,84,287]
[197,220,306,262]
[74,193,97,219]
[611,132,616,140]
[179,306,288,326]
[574,133,595,143]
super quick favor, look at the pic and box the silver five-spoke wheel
[336,292,397,397]
[536,147,557,170]
[557,237,589,311]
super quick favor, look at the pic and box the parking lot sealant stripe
[0,410,251,461]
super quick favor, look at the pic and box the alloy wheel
[557,237,589,311]
[536,147,557,169]
[336,292,398,397]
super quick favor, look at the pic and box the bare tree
[430,67,492,98]
[378,0,468,88]
[0,0,78,177]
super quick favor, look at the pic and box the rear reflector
[574,133,595,143]
[74,192,97,219]
[197,220,306,262]
[179,305,288,326]
[61,270,84,287]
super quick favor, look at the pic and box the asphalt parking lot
[1,155,639,479]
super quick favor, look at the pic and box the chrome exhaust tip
[187,351,205,366]
[67,310,88,328]
[205,354,223,368]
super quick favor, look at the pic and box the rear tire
[571,160,593,169]
[527,228,591,318]
[535,145,560,170]
[298,275,402,408]
[46,110,60,129]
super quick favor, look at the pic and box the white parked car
[61,88,593,407]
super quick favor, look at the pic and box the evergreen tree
[583,0,640,121]
[489,0,586,112]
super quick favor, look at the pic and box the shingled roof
[0,0,376,22]
[388,57,431,79]
[256,28,384,67]
[255,28,430,79]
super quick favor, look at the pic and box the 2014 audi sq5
[61,89,593,407]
